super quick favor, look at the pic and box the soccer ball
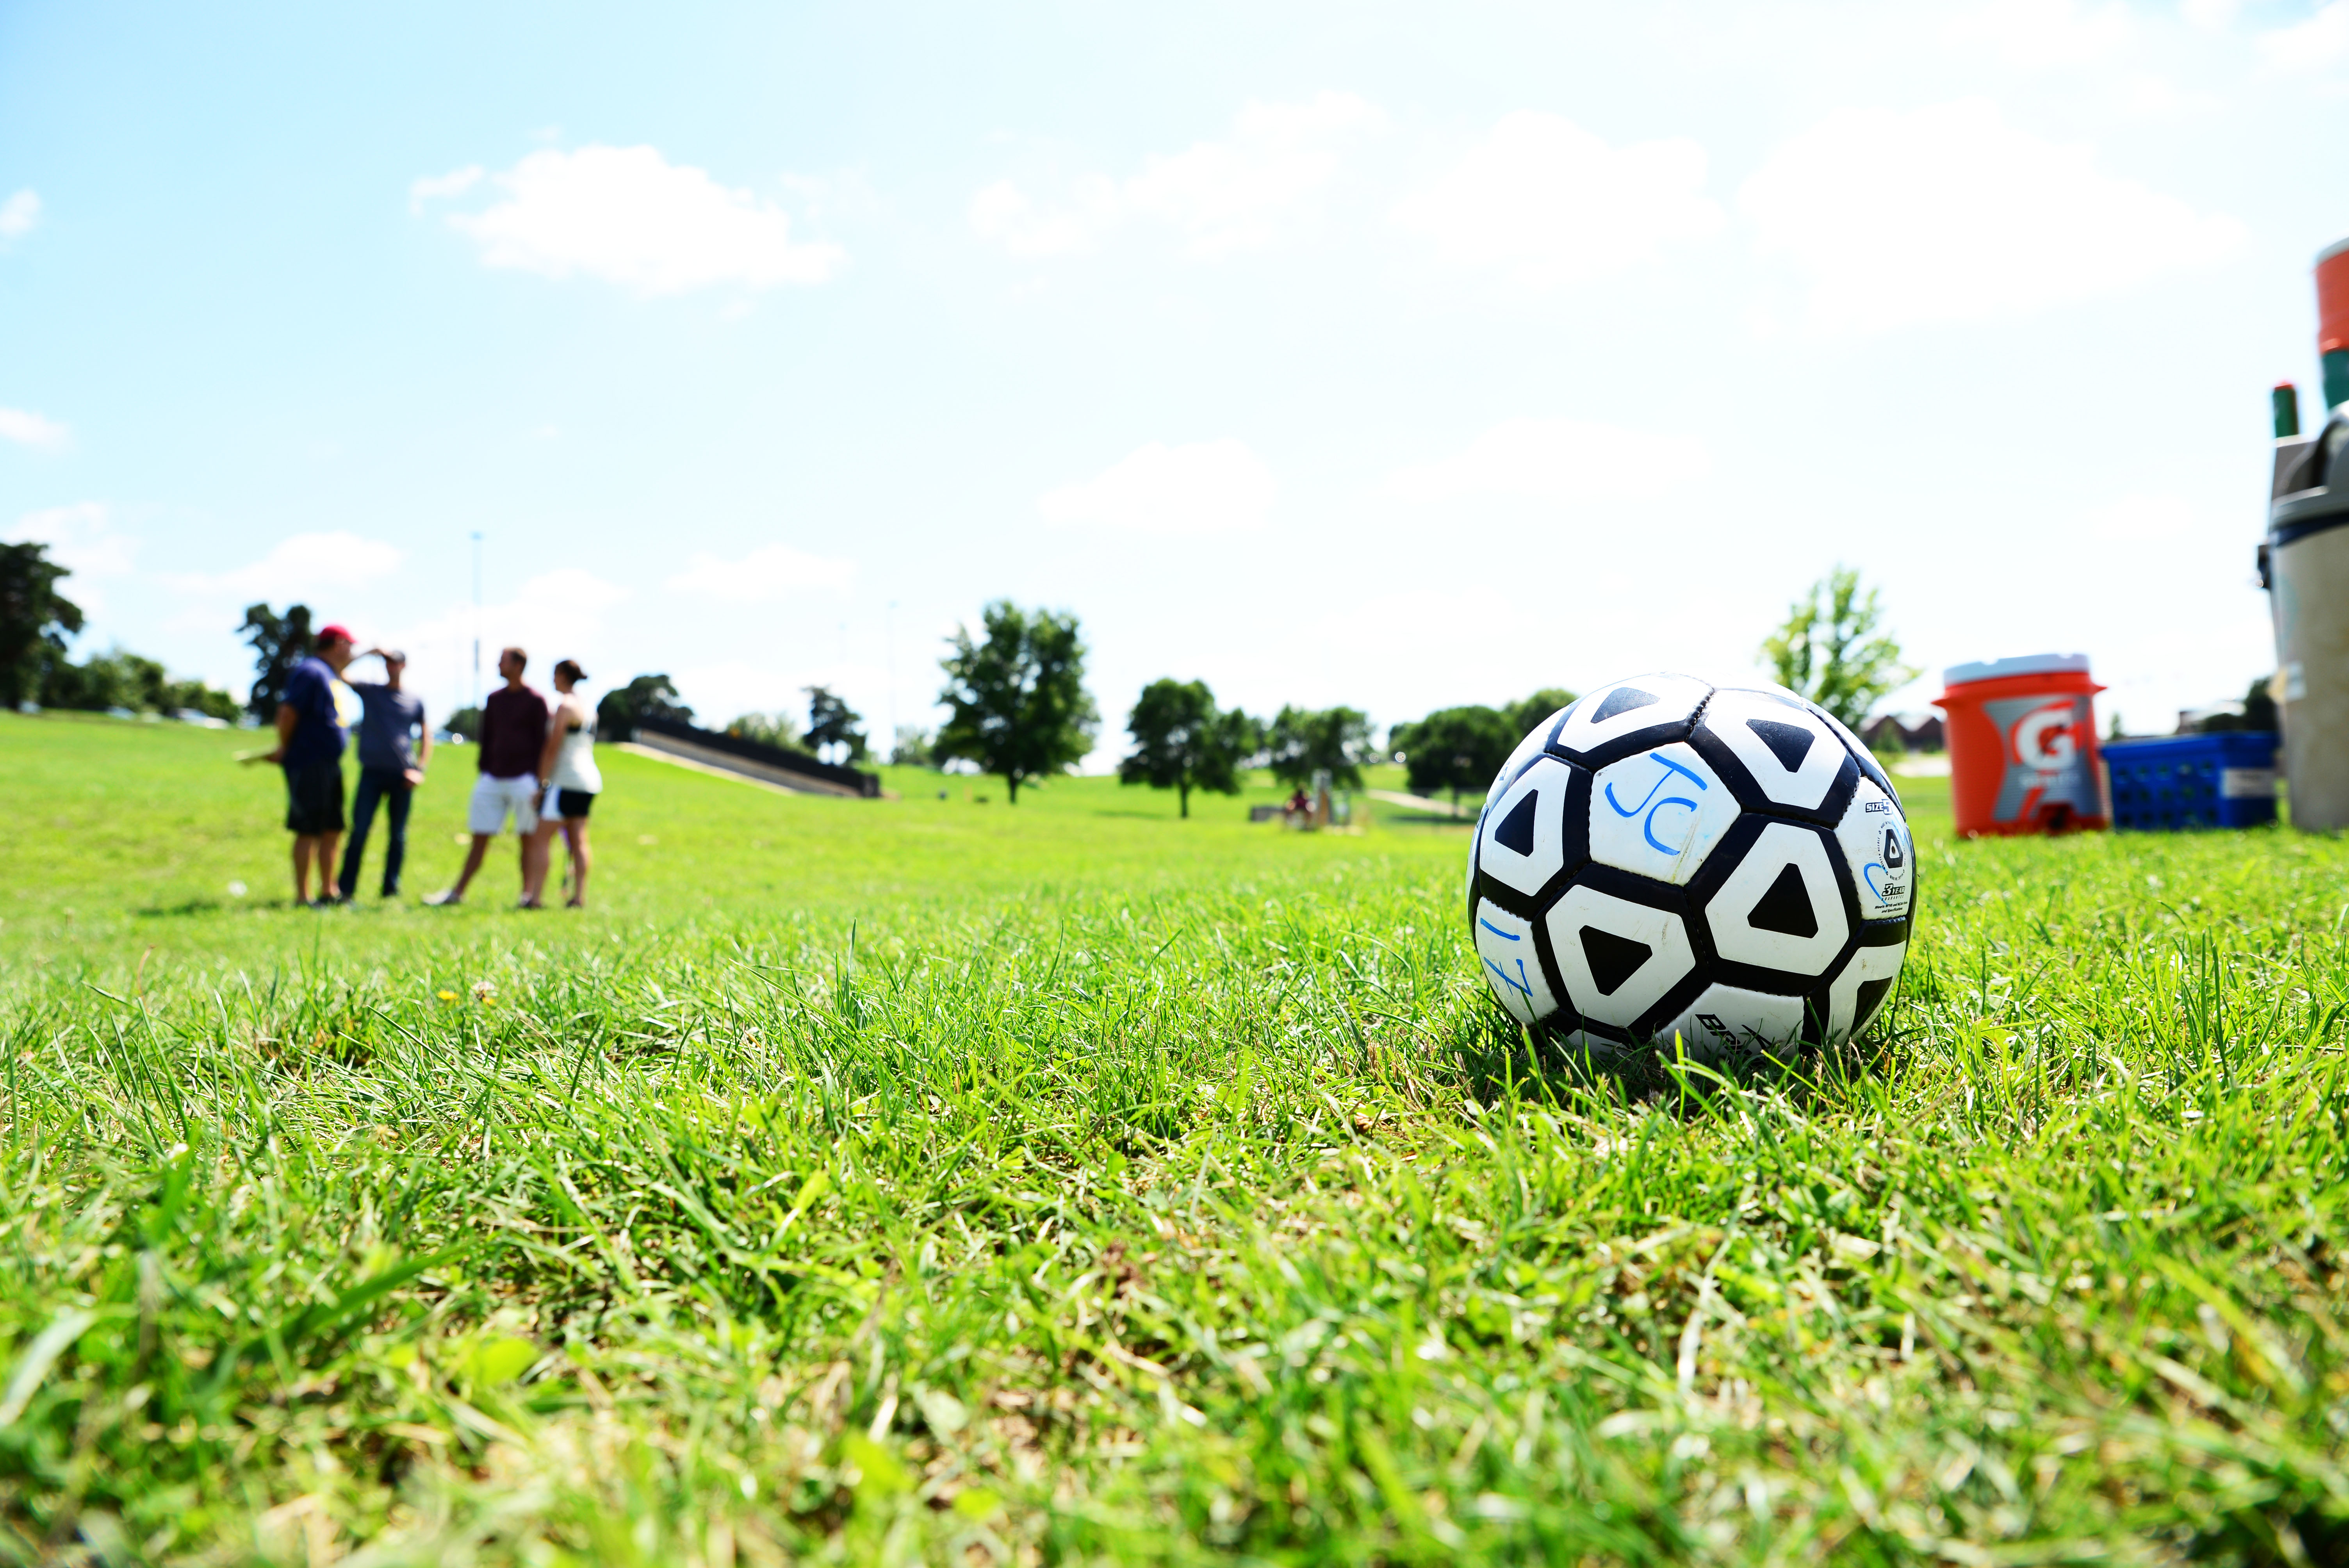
[1466,673,1914,1057]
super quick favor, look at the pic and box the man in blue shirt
[336,646,432,900]
[261,622,360,906]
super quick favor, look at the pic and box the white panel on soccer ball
[1818,705,1901,801]
[1473,899,1558,1025]
[1587,742,1741,886]
[1659,985,1810,1059]
[1833,780,1914,922]
[1705,822,1850,976]
[1552,674,1712,758]
[1826,939,1907,1042]
[1702,689,1848,812]
[1476,756,1573,899]
[1543,884,1696,1031]
[1484,706,1569,816]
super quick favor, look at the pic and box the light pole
[470,531,483,711]
[886,600,897,762]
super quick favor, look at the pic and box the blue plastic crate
[2102,732,2278,830]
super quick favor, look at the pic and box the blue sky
[4,0,2345,758]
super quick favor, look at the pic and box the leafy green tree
[935,601,1098,804]
[444,706,483,741]
[1265,705,1376,791]
[1761,567,1915,729]
[1390,705,1517,808]
[804,685,868,763]
[0,542,84,707]
[1504,688,1578,743]
[1120,678,1257,818]
[595,674,694,741]
[727,711,805,750]
[889,725,936,767]
[238,602,313,722]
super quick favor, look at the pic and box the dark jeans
[338,766,412,897]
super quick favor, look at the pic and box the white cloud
[2087,493,2194,543]
[0,406,69,449]
[169,530,405,602]
[972,92,1383,260]
[418,145,846,294]
[1038,440,1276,534]
[1390,113,1724,287]
[369,568,630,716]
[2259,1,2349,70]
[407,165,481,214]
[1945,0,2132,69]
[0,189,38,241]
[1385,418,1711,506]
[1738,100,2244,336]
[667,542,855,601]
[6,503,133,613]
[969,179,1110,259]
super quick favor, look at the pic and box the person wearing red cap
[260,622,362,905]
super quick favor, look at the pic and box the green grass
[3,709,2346,1565]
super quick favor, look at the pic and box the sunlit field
[3,711,2345,1565]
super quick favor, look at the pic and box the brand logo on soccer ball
[1603,750,1709,855]
[1882,829,1904,868]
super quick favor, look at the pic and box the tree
[1264,705,1376,791]
[596,674,693,741]
[238,602,313,723]
[890,725,936,767]
[1119,678,1256,818]
[1390,705,1517,808]
[1761,567,1914,729]
[804,685,868,764]
[0,542,84,707]
[727,711,805,750]
[935,600,1098,804]
[1505,688,1578,741]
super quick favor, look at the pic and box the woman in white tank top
[522,659,602,908]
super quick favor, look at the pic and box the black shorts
[284,760,346,836]
[553,789,595,820]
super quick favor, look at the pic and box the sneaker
[423,889,462,907]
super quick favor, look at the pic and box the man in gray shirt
[335,648,432,899]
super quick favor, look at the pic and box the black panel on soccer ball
[1469,761,1591,922]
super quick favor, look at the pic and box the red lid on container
[2321,237,2349,357]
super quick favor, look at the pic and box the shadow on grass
[1445,1004,1911,1120]
[137,898,225,918]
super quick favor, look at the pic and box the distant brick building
[1861,714,1944,753]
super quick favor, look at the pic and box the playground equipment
[2262,237,2349,829]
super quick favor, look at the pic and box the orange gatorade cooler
[1933,654,2111,836]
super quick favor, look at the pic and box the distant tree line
[0,542,238,719]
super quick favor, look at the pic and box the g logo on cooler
[2010,701,2079,771]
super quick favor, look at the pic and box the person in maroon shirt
[425,646,551,907]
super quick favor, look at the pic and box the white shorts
[468,773,540,836]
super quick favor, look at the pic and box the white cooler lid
[1943,652,2092,686]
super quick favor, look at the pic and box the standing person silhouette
[426,646,547,907]
[260,622,361,906]
[522,659,602,909]
[336,647,430,900]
